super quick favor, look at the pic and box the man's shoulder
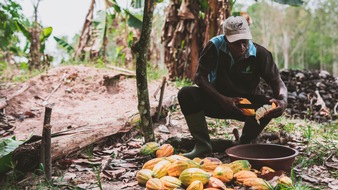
[253,42,271,56]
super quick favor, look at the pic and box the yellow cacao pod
[200,157,222,172]
[239,98,256,116]
[234,170,257,184]
[143,157,167,170]
[152,159,171,178]
[146,178,165,190]
[228,160,251,174]
[156,144,174,158]
[160,176,182,189]
[179,168,210,186]
[243,177,271,190]
[213,164,233,183]
[136,169,153,185]
[141,142,160,156]
[278,175,293,187]
[186,180,203,190]
[166,154,190,163]
[167,160,200,177]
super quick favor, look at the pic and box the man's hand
[264,98,287,119]
[221,96,243,115]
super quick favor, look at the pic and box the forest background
[0,0,337,80]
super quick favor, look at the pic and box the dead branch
[155,76,167,122]
[0,84,30,109]
[41,105,53,181]
[106,65,136,76]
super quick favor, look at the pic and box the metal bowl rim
[225,144,299,161]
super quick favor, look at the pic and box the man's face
[228,39,249,59]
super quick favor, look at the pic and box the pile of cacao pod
[137,142,293,190]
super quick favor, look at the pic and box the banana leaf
[0,137,23,173]
[124,9,142,30]
[271,0,303,6]
[53,36,74,53]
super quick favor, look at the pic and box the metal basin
[226,144,299,173]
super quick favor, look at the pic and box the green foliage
[124,9,143,30]
[147,63,168,81]
[53,36,74,53]
[174,78,193,88]
[0,137,23,174]
[271,0,304,6]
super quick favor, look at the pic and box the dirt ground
[0,65,184,140]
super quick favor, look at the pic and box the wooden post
[41,105,53,181]
[155,76,167,122]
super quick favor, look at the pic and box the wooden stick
[41,105,53,181]
[155,76,166,122]
[106,65,136,75]
[0,84,30,109]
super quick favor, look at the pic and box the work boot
[183,111,212,159]
[239,116,271,144]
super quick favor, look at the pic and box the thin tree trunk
[75,0,95,59]
[282,31,289,69]
[29,1,41,70]
[131,0,156,142]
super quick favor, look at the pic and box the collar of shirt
[219,38,256,69]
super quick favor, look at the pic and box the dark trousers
[177,86,272,143]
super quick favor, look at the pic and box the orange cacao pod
[160,176,182,189]
[156,144,174,158]
[234,170,257,183]
[186,180,203,190]
[200,157,222,172]
[239,98,255,116]
[213,164,233,182]
[146,178,165,190]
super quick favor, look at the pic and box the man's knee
[178,86,196,104]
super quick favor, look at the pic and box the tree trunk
[131,0,156,142]
[75,0,95,59]
[282,31,289,69]
[162,0,230,81]
[29,22,41,70]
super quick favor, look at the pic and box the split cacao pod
[200,157,222,172]
[239,98,255,116]
[206,177,227,189]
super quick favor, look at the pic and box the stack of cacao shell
[259,69,338,122]
[137,142,293,190]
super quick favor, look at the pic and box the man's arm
[265,76,288,118]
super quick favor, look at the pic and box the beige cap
[223,16,252,43]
